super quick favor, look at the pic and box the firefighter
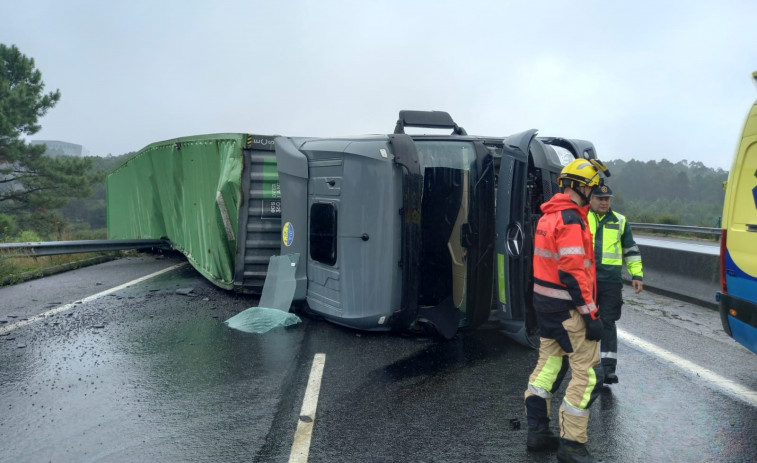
[524,158,608,463]
[588,183,643,385]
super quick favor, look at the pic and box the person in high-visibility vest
[587,183,643,385]
[525,158,609,463]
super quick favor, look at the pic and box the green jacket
[587,209,643,284]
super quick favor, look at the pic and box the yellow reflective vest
[587,209,643,284]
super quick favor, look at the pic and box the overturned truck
[107,111,598,347]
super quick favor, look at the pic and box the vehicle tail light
[719,229,727,293]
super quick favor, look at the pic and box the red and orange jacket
[532,193,598,319]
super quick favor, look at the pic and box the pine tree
[0,44,96,220]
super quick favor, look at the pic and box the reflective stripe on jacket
[533,193,598,319]
[587,209,643,284]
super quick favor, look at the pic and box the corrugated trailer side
[233,135,283,292]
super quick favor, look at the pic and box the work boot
[604,372,619,384]
[525,395,558,451]
[557,439,596,463]
[526,419,559,451]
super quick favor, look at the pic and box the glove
[582,314,603,341]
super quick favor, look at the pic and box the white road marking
[618,328,757,407]
[289,353,326,463]
[0,262,186,335]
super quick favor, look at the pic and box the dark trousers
[596,281,623,375]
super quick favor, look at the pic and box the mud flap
[417,297,461,340]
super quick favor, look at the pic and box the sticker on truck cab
[282,222,294,247]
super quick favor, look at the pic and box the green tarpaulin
[107,134,244,289]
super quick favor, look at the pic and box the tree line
[0,151,129,241]
[0,43,730,243]
[603,159,728,227]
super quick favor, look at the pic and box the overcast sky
[2,0,755,170]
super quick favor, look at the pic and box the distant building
[30,140,90,157]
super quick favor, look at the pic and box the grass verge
[0,251,126,287]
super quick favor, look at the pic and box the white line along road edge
[0,262,187,336]
[618,328,757,408]
[289,353,327,463]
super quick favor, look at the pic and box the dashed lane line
[289,353,326,463]
[0,262,187,335]
[618,328,757,407]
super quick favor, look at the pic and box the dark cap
[592,184,613,197]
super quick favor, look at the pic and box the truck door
[495,130,539,348]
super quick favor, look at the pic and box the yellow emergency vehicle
[717,71,757,355]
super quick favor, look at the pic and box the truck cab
[106,111,598,347]
[274,111,594,346]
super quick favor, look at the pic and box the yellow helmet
[557,159,610,188]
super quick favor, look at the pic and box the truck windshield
[414,140,477,313]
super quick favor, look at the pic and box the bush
[18,230,43,242]
[0,213,19,241]
[657,214,680,225]
[66,227,107,240]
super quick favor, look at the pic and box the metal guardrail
[0,239,171,257]
[629,223,721,236]
[1,224,718,258]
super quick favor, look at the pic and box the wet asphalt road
[1,254,756,463]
